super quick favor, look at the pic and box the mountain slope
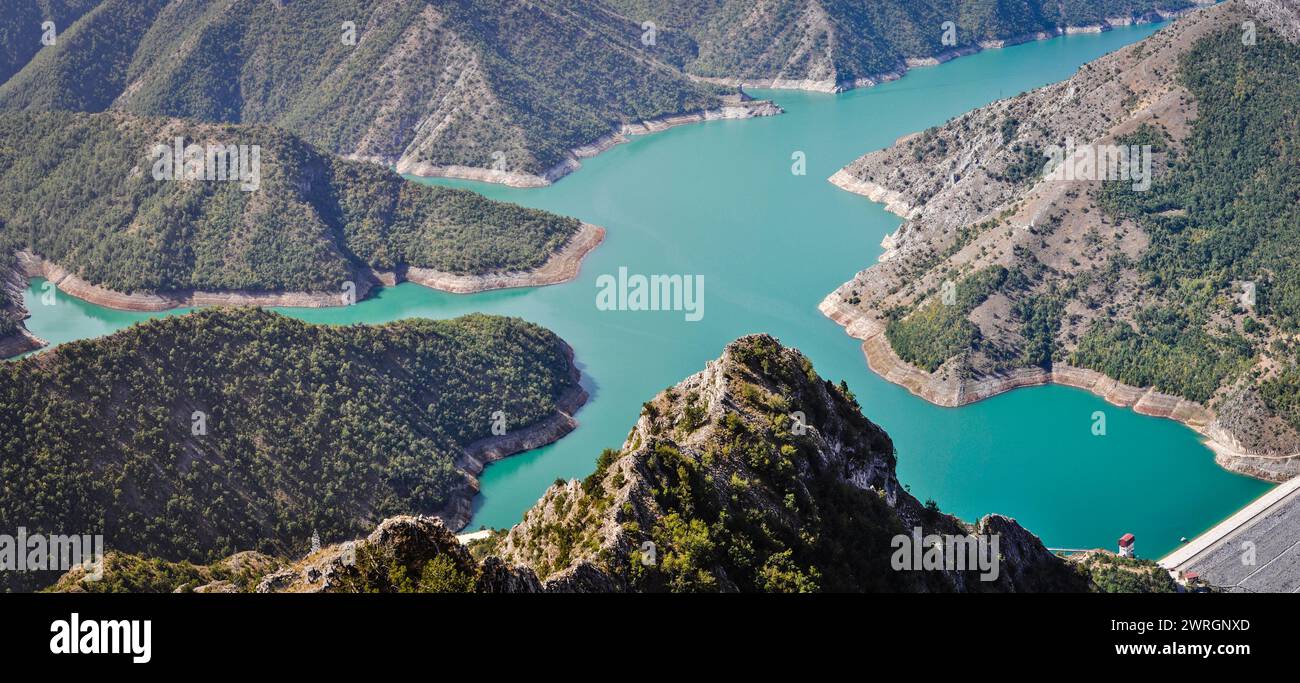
[822,0,1300,480]
[0,1,1201,183]
[48,335,1181,594]
[490,335,1089,592]
[606,0,1208,90]
[51,335,1160,593]
[0,0,98,85]
[0,0,767,184]
[0,109,595,335]
[0,0,167,114]
[0,308,585,592]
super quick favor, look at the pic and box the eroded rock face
[256,516,470,593]
[976,515,1086,593]
[475,557,543,594]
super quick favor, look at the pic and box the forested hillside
[45,336,1176,594]
[0,0,97,84]
[0,111,580,295]
[822,0,1300,476]
[0,286,14,337]
[0,0,728,179]
[0,0,1201,179]
[0,308,584,592]
[1062,15,1291,412]
[1083,24,1300,422]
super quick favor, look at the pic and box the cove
[20,22,1271,560]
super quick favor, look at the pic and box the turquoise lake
[20,22,1272,560]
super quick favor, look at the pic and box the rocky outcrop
[1202,387,1300,480]
[475,556,544,593]
[136,336,1096,593]
[46,549,281,594]
[494,335,1091,593]
[828,169,915,219]
[253,515,542,594]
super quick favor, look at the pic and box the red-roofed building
[1118,533,1136,558]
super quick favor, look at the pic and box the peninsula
[822,0,1300,481]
